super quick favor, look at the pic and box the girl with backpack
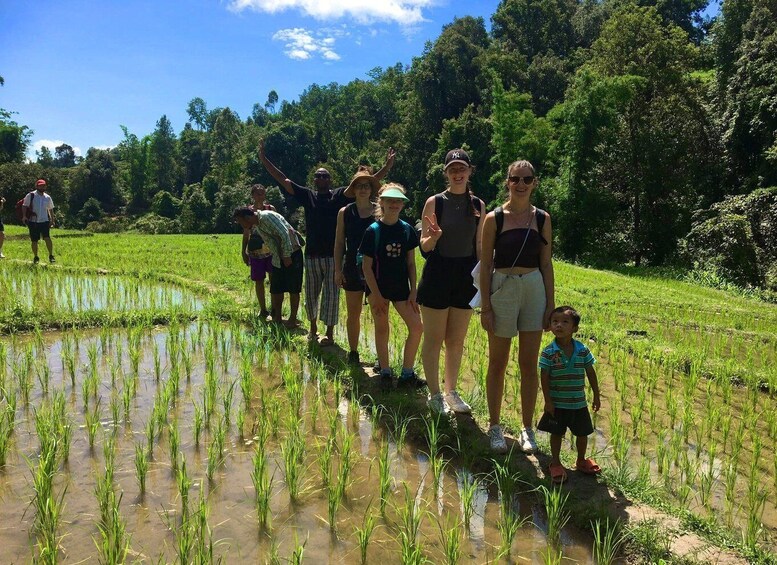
[359,183,425,391]
[479,160,555,453]
[417,149,484,415]
[334,169,380,365]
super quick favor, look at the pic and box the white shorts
[490,269,546,337]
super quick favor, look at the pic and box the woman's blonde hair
[374,182,407,220]
[502,159,537,203]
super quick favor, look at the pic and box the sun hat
[378,187,409,201]
[344,170,381,198]
[443,149,471,170]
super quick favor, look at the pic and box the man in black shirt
[259,140,395,344]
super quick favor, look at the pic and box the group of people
[235,145,602,479]
[0,178,57,263]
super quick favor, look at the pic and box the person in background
[538,306,601,483]
[417,149,484,415]
[259,140,395,346]
[333,169,380,365]
[22,179,56,264]
[479,160,554,453]
[241,184,276,319]
[359,184,425,392]
[233,206,303,328]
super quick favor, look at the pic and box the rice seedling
[591,518,625,564]
[206,418,226,483]
[494,460,528,558]
[436,513,461,565]
[540,545,563,564]
[318,436,335,491]
[396,483,425,565]
[352,507,377,563]
[280,418,305,501]
[326,475,344,533]
[251,441,273,530]
[541,485,570,545]
[236,404,245,440]
[193,400,203,447]
[29,439,67,563]
[0,411,13,467]
[176,454,192,519]
[145,417,156,459]
[289,532,307,565]
[169,420,181,473]
[85,398,101,449]
[35,358,50,396]
[134,440,149,495]
[222,379,236,427]
[93,490,131,565]
[338,427,356,499]
[456,469,479,532]
[378,439,392,515]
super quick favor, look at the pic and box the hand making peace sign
[423,212,443,244]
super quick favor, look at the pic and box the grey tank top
[437,192,479,258]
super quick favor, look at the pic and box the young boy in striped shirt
[538,306,601,483]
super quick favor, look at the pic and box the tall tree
[149,115,180,196]
[53,143,77,168]
[36,146,55,167]
[186,97,208,131]
[118,126,150,211]
[0,108,32,164]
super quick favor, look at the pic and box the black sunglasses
[314,173,331,179]
[508,175,535,184]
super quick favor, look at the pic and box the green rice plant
[396,483,425,565]
[541,485,569,545]
[181,345,193,382]
[169,420,181,473]
[145,418,156,459]
[0,411,13,467]
[423,415,445,496]
[378,440,392,515]
[436,513,461,565]
[326,476,344,533]
[288,533,306,565]
[29,439,67,563]
[356,508,379,564]
[251,442,273,530]
[338,427,356,499]
[206,419,226,483]
[494,460,527,558]
[152,338,162,381]
[193,400,203,447]
[318,437,335,491]
[236,404,245,440]
[222,379,237,427]
[267,396,281,438]
[540,545,563,565]
[134,440,149,495]
[85,398,102,449]
[16,357,33,405]
[109,393,121,431]
[121,376,133,423]
[457,469,479,532]
[239,356,253,408]
[176,454,192,519]
[591,518,625,564]
[93,490,130,565]
[35,359,50,396]
[280,422,305,501]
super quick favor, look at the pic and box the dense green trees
[1,0,773,289]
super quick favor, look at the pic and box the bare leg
[420,306,448,395]
[443,307,473,393]
[370,302,390,370]
[270,293,284,322]
[486,334,512,427]
[255,280,268,313]
[393,301,423,371]
[517,330,543,429]
[344,290,364,352]
[308,317,318,339]
[288,293,300,325]
[325,324,335,342]
[32,240,39,258]
[44,237,53,257]
[550,433,563,466]
[576,435,589,464]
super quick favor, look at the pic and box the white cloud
[272,28,341,61]
[229,0,434,26]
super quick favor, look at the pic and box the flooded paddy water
[0,323,598,563]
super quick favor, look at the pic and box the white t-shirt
[23,191,54,223]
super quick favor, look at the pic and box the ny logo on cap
[452,151,461,159]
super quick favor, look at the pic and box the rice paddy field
[0,226,775,564]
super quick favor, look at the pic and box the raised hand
[424,212,443,243]
[385,147,396,168]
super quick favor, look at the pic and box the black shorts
[269,249,303,294]
[365,280,410,302]
[417,254,477,310]
[537,407,594,437]
[28,221,51,242]
[342,262,365,292]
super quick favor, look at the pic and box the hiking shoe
[519,427,537,453]
[444,391,471,413]
[379,370,393,392]
[488,424,509,454]
[427,393,448,415]
[397,371,427,390]
[347,351,360,365]
[49,255,55,263]
[33,256,40,264]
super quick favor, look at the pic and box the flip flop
[319,336,334,347]
[549,463,567,484]
[576,458,601,475]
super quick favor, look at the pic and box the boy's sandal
[549,463,567,484]
[576,458,601,475]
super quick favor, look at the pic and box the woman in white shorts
[479,160,555,453]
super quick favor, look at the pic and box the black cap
[444,149,471,170]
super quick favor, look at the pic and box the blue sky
[1,0,718,159]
